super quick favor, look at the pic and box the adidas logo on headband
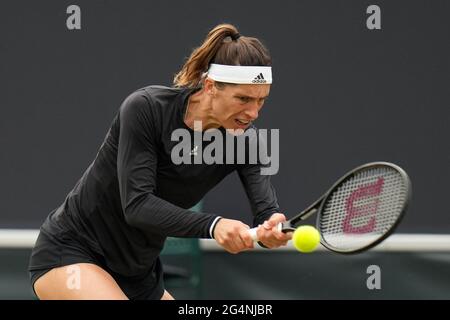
[252,73,266,84]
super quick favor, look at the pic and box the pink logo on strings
[342,177,384,234]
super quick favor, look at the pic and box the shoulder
[139,85,187,103]
[118,85,192,134]
[120,85,188,115]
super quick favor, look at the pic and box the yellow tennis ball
[292,225,321,253]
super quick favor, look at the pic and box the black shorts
[28,229,164,300]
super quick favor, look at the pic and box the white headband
[206,64,272,84]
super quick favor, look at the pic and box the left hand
[256,213,292,249]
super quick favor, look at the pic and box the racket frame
[281,161,412,254]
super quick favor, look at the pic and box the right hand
[256,213,292,249]
[213,218,254,254]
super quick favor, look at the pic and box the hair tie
[232,33,241,41]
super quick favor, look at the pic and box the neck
[184,88,221,130]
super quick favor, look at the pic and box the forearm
[124,193,219,238]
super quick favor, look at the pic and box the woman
[29,23,291,300]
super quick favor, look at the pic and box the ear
[203,78,216,96]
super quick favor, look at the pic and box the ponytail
[173,23,271,88]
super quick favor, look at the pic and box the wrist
[210,216,222,239]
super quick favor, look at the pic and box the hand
[256,213,292,249]
[213,218,254,254]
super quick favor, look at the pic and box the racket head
[316,162,411,254]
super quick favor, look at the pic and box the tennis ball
[292,225,321,253]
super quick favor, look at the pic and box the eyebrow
[234,94,270,99]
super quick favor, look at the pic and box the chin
[225,128,246,136]
[223,124,247,135]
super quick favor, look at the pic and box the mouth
[234,118,252,128]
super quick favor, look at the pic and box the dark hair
[173,23,272,88]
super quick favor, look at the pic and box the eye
[237,96,251,103]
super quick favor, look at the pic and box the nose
[245,103,260,120]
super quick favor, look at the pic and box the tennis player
[28,23,291,300]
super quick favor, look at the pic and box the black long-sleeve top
[40,85,280,276]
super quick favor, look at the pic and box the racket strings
[319,167,409,251]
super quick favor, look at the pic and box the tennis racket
[248,162,412,254]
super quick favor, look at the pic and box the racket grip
[248,223,283,241]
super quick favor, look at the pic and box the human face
[208,81,271,130]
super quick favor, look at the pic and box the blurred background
[0,0,449,299]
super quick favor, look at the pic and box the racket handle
[248,223,283,241]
